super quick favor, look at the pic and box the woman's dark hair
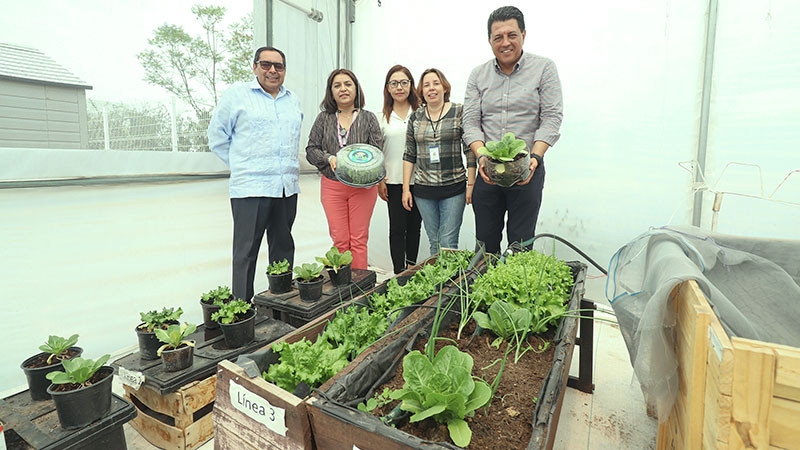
[417,68,451,105]
[382,65,419,123]
[487,6,525,38]
[321,69,365,113]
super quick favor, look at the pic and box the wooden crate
[657,280,800,449]
[123,374,216,450]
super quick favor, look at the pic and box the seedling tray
[112,317,295,395]
[254,269,376,327]
[0,392,135,450]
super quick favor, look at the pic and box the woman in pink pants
[306,69,384,270]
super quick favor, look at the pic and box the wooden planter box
[212,252,477,450]
[306,261,588,450]
[657,280,800,450]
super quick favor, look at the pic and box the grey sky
[0,0,252,104]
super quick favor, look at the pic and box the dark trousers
[472,164,546,254]
[231,195,297,302]
[386,184,422,274]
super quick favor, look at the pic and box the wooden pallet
[123,374,216,450]
[657,280,800,449]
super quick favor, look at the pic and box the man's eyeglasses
[255,60,285,72]
[387,79,410,89]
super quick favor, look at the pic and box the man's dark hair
[487,6,525,38]
[253,46,286,66]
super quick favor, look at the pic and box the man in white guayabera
[207,46,303,302]
[463,6,563,254]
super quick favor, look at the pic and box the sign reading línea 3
[229,380,287,436]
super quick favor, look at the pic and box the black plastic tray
[254,269,376,326]
[0,392,135,450]
[112,316,295,395]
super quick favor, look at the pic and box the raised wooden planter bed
[306,261,589,450]
[657,280,800,450]
[212,252,483,450]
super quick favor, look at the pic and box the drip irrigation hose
[518,234,608,275]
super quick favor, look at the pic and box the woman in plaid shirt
[402,68,476,256]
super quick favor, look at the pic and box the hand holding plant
[294,262,324,281]
[477,132,527,162]
[155,323,197,356]
[46,355,111,386]
[267,259,291,275]
[39,334,79,365]
[315,247,353,273]
[211,299,252,324]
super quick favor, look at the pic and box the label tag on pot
[229,380,287,436]
[118,367,145,390]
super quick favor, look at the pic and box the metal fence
[87,99,212,152]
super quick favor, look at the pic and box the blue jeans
[415,193,466,256]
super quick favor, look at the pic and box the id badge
[428,145,440,164]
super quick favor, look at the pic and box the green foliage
[264,307,388,393]
[39,334,79,365]
[477,132,528,162]
[211,299,251,324]
[471,250,573,334]
[357,388,394,413]
[139,307,183,332]
[294,262,324,281]
[473,301,531,342]
[390,346,491,447]
[201,285,232,305]
[156,323,197,355]
[315,247,353,272]
[46,355,111,386]
[267,259,291,275]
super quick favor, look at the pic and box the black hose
[517,234,608,275]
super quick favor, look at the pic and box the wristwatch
[530,153,544,167]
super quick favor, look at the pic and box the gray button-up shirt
[463,52,563,150]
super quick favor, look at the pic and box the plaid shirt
[403,103,476,187]
[463,52,563,150]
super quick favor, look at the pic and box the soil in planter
[22,348,82,368]
[49,368,112,393]
[372,320,556,449]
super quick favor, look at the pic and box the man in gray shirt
[463,5,563,254]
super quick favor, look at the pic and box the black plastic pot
[160,342,194,372]
[297,276,324,302]
[136,321,177,360]
[20,347,83,401]
[200,300,223,329]
[327,264,352,286]
[267,270,293,294]
[47,366,114,430]
[219,309,256,348]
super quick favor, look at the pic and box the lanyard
[336,110,358,148]
[425,104,446,140]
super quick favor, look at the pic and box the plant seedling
[201,285,232,305]
[357,387,394,413]
[315,246,353,273]
[211,299,252,324]
[155,323,197,356]
[46,355,111,386]
[294,262,324,281]
[267,259,291,275]
[39,334,79,365]
[139,307,183,332]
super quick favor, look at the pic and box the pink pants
[320,176,377,270]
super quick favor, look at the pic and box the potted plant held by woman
[294,262,325,302]
[136,307,183,360]
[267,259,293,294]
[200,285,232,329]
[156,323,197,372]
[478,132,532,187]
[46,354,113,430]
[20,334,82,401]
[316,246,353,286]
[212,299,256,348]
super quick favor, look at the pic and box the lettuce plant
[155,323,197,355]
[315,246,353,273]
[39,334,79,365]
[390,345,491,447]
[139,307,183,332]
[211,299,251,324]
[267,259,291,275]
[294,262,324,281]
[46,355,110,386]
[201,285,232,304]
[478,132,527,162]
